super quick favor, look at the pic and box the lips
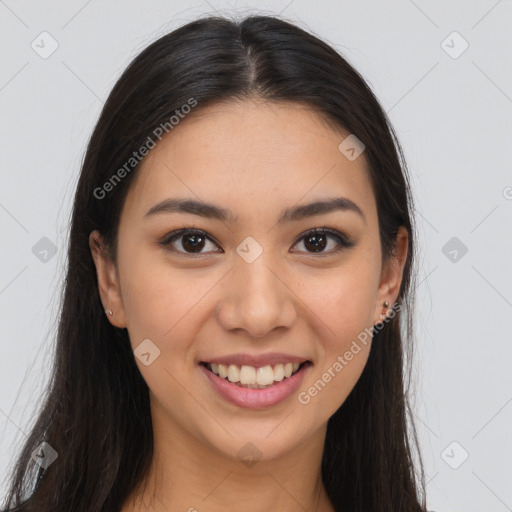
[199,360,312,409]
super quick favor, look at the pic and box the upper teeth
[208,362,301,385]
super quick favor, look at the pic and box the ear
[89,230,127,328]
[374,225,409,324]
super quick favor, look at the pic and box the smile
[199,361,313,409]
[201,361,306,388]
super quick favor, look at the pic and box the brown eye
[160,229,221,255]
[291,227,354,254]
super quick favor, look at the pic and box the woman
[2,14,429,512]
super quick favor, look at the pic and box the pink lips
[199,361,312,409]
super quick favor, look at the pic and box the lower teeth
[231,381,276,389]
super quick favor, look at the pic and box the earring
[379,301,389,321]
[105,309,113,316]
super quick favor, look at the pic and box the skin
[90,98,408,512]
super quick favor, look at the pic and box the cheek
[304,260,378,343]
[118,248,226,367]
[120,246,200,328]
[118,253,210,400]
[118,249,199,345]
[296,257,377,407]
[297,273,375,418]
[317,280,374,377]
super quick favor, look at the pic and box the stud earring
[105,309,113,316]
[379,301,390,320]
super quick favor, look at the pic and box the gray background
[1,1,511,510]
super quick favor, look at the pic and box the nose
[216,254,297,338]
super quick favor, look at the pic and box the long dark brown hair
[2,14,426,512]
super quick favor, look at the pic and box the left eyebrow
[144,196,366,225]
[278,197,366,225]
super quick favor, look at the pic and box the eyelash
[158,226,355,257]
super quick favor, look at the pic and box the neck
[122,397,335,512]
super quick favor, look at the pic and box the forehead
[122,99,377,227]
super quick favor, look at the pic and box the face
[90,98,407,463]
